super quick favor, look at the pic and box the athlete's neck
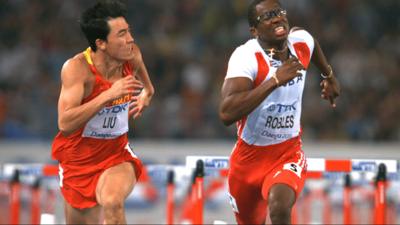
[91,50,123,79]
[257,38,288,61]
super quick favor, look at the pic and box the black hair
[247,0,281,27]
[248,0,265,28]
[79,0,127,51]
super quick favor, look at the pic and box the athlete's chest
[83,70,124,99]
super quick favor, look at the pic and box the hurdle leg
[166,170,175,225]
[30,178,41,225]
[343,174,352,224]
[10,170,21,225]
[193,160,204,225]
[374,164,387,225]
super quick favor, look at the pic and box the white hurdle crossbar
[186,156,398,174]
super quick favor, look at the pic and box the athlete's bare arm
[311,39,340,107]
[311,39,332,77]
[57,57,143,136]
[219,58,304,126]
[291,27,340,107]
[128,44,154,119]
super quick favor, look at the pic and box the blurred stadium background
[0,0,399,224]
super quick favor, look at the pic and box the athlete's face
[251,0,289,43]
[104,17,135,61]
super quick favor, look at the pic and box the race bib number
[254,101,300,141]
[283,162,302,178]
[82,102,129,139]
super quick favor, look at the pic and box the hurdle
[1,164,59,224]
[1,158,398,224]
[1,163,163,224]
[185,156,398,224]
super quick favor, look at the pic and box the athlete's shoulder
[231,39,259,56]
[288,27,313,41]
[61,52,90,82]
[290,26,306,33]
[240,39,259,50]
[226,39,259,80]
[63,52,87,71]
[288,27,315,51]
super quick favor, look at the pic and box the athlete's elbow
[219,111,235,126]
[58,121,73,136]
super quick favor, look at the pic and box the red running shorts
[228,136,307,224]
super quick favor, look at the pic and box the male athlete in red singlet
[51,1,154,224]
[219,0,340,224]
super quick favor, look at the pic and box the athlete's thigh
[268,183,296,207]
[64,202,101,224]
[228,173,267,225]
[96,161,137,205]
[261,150,307,200]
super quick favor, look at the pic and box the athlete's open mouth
[274,25,286,36]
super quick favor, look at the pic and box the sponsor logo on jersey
[267,101,297,113]
[108,94,131,107]
[98,103,128,116]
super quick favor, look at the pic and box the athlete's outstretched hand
[275,57,305,85]
[107,76,143,101]
[320,75,340,108]
[129,87,153,119]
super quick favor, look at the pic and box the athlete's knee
[268,185,295,224]
[268,198,291,224]
[101,195,124,212]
